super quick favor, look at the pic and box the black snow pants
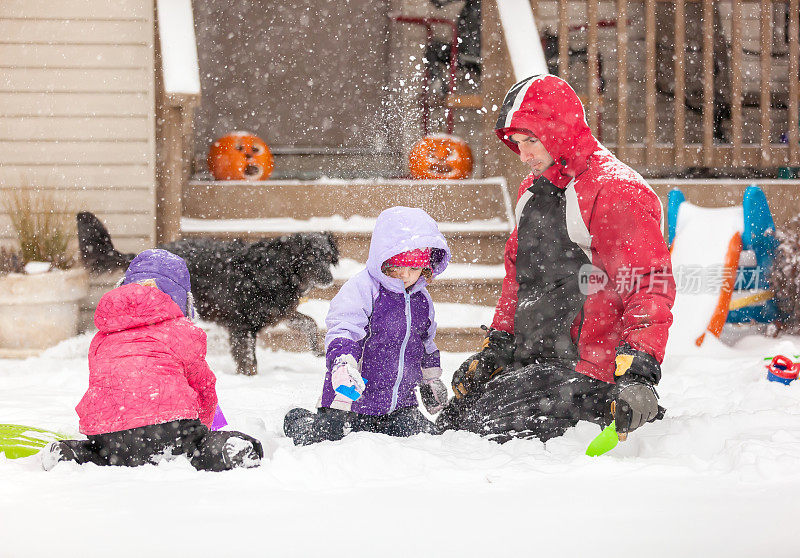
[436,362,613,443]
[59,419,263,471]
[287,406,434,446]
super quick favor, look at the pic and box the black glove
[612,344,661,435]
[419,379,448,414]
[451,326,514,398]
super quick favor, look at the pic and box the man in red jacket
[437,75,675,442]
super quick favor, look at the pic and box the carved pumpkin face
[207,131,274,181]
[408,135,473,180]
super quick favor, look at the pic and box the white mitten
[331,355,366,401]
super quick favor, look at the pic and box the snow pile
[2,328,800,556]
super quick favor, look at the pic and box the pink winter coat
[76,284,218,435]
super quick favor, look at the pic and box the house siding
[0,0,156,257]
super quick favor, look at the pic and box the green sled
[0,424,69,460]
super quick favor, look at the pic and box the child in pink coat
[42,249,262,471]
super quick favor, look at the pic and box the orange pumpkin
[207,131,274,181]
[408,134,473,180]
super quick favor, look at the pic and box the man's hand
[451,327,514,398]
[613,345,661,436]
[613,377,658,435]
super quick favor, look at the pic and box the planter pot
[0,268,89,357]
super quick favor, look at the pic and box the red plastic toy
[766,355,799,385]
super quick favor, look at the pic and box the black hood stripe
[494,74,544,131]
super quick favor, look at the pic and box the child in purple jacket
[284,206,451,445]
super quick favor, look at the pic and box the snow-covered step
[309,258,504,305]
[181,215,512,234]
[183,179,514,224]
[330,258,505,282]
[253,299,494,354]
[295,299,495,330]
[181,217,510,265]
[181,178,514,264]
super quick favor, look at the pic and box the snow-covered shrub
[770,215,800,333]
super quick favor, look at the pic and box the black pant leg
[442,362,613,443]
[380,406,435,437]
[297,407,356,445]
[435,393,479,434]
[89,420,206,467]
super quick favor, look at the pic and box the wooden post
[616,0,628,161]
[789,0,799,165]
[760,0,772,166]
[731,0,743,166]
[156,92,198,244]
[480,0,529,194]
[702,0,714,167]
[587,0,600,135]
[529,0,539,19]
[674,0,686,167]
[645,0,656,166]
[559,0,570,82]
[158,104,183,244]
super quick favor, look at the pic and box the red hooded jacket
[492,75,675,384]
[76,284,218,435]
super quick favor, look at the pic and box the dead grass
[2,188,75,270]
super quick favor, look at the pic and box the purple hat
[121,249,193,317]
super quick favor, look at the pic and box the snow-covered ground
[2,322,800,557]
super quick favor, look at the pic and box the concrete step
[309,276,501,306]
[181,177,514,265]
[183,178,513,223]
[254,299,492,355]
[180,226,509,265]
[256,324,483,354]
[81,275,495,355]
[309,259,503,305]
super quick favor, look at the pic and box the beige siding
[0,0,156,254]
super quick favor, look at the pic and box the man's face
[509,133,554,175]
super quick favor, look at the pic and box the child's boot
[40,441,76,471]
[283,408,315,445]
[222,435,263,469]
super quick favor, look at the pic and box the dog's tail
[76,211,134,273]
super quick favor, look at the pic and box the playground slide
[668,201,744,352]
[666,186,779,354]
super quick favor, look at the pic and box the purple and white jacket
[319,206,451,416]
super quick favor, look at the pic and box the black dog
[76,211,338,376]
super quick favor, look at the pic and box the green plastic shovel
[0,424,68,459]
[586,420,620,457]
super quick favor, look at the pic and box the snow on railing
[495,0,548,80]
[156,0,200,95]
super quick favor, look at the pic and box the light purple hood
[366,206,451,292]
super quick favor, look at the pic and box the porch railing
[547,0,800,171]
